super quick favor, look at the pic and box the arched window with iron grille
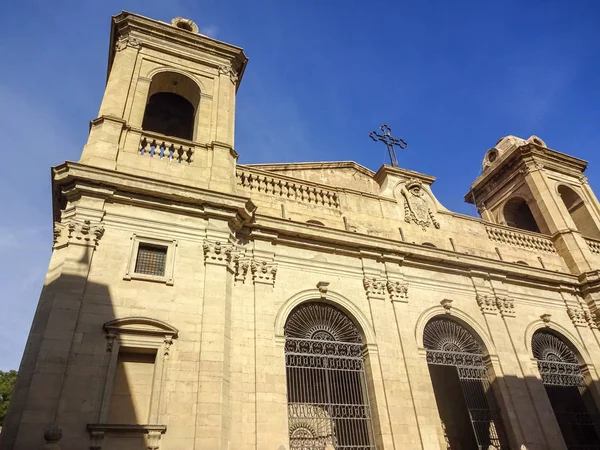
[284,302,376,449]
[532,330,600,449]
[424,318,508,449]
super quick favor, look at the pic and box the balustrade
[486,225,556,253]
[139,134,194,164]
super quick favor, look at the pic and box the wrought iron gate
[533,331,600,450]
[424,319,508,450]
[285,303,376,450]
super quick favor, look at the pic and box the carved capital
[251,260,277,285]
[387,280,408,302]
[54,220,104,248]
[89,430,105,450]
[233,253,251,282]
[147,430,163,450]
[495,296,515,317]
[218,65,239,84]
[202,240,233,266]
[567,307,591,328]
[363,277,387,299]
[115,36,141,52]
[476,294,498,315]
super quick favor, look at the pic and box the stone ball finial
[171,17,199,34]
[527,135,546,147]
[44,424,63,442]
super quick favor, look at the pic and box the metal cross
[369,124,407,168]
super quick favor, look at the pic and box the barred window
[134,244,167,276]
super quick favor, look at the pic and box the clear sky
[0,0,599,370]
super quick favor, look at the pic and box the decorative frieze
[202,240,234,265]
[387,280,409,302]
[363,277,387,298]
[402,179,440,230]
[485,226,556,253]
[236,168,340,209]
[54,219,105,248]
[251,260,277,285]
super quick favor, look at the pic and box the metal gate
[533,331,600,450]
[424,319,508,450]
[284,302,376,450]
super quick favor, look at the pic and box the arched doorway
[284,302,376,449]
[558,185,600,239]
[503,197,541,233]
[424,319,508,449]
[532,330,600,449]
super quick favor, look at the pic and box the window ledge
[124,272,173,286]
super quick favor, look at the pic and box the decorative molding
[363,277,387,298]
[486,226,556,254]
[476,294,498,315]
[202,240,234,266]
[317,281,330,298]
[87,424,166,450]
[402,179,440,230]
[115,35,141,52]
[495,296,516,317]
[236,168,340,209]
[251,260,277,285]
[54,219,105,248]
[440,299,453,313]
[387,280,409,302]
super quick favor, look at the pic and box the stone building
[3,10,600,450]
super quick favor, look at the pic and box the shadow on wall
[0,267,159,450]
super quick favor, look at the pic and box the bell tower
[80,12,247,192]
[466,135,600,275]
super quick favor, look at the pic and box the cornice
[52,162,256,224]
[373,165,436,186]
[249,214,579,289]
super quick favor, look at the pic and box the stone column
[481,273,565,450]
[195,238,234,449]
[252,232,289,450]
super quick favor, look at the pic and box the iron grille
[532,331,600,449]
[424,320,508,450]
[134,244,167,276]
[285,303,376,450]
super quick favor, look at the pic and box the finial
[369,124,407,168]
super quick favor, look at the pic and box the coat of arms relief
[401,179,440,230]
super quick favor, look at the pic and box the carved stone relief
[54,219,105,248]
[401,179,440,230]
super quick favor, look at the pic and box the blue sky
[0,0,599,370]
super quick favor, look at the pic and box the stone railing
[486,225,557,253]
[138,132,194,164]
[236,168,340,208]
[585,237,600,255]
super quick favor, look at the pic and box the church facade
[3,11,600,450]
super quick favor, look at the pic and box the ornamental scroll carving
[363,277,387,298]
[475,294,515,317]
[387,280,408,302]
[219,65,239,84]
[54,219,105,248]
[401,179,440,230]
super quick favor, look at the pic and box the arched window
[503,197,541,233]
[424,319,508,449]
[532,330,600,448]
[558,185,600,239]
[141,72,200,141]
[284,302,375,449]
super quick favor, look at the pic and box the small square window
[135,244,167,276]
[124,234,177,285]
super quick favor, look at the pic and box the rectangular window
[108,349,157,424]
[134,244,167,277]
